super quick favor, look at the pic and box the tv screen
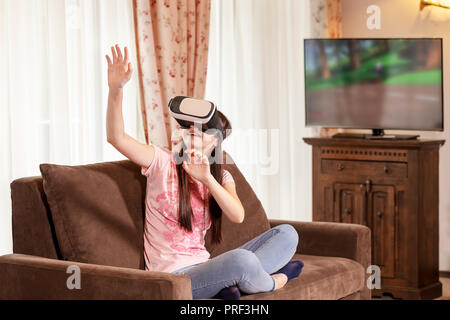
[304,38,443,131]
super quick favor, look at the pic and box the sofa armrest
[270,219,371,299]
[0,254,192,300]
[270,219,371,268]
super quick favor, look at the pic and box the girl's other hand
[106,45,133,90]
[182,150,212,184]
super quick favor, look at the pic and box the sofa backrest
[206,152,272,256]
[11,176,61,260]
[11,152,271,269]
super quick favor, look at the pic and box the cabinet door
[334,183,365,225]
[367,185,396,279]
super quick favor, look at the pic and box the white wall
[341,0,450,272]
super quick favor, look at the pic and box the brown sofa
[0,152,371,300]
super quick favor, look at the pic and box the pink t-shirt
[141,144,235,273]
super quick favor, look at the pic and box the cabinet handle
[344,208,351,215]
[384,166,389,174]
[365,180,372,193]
[376,211,383,218]
[337,163,345,171]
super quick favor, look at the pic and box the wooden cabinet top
[303,137,445,149]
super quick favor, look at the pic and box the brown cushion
[241,254,366,300]
[205,152,271,257]
[11,177,60,259]
[39,161,146,269]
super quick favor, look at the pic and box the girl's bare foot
[271,273,288,290]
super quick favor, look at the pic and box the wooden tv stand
[303,137,445,300]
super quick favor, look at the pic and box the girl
[105,45,303,299]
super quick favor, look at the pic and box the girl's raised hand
[105,44,133,89]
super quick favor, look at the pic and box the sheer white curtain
[205,0,314,221]
[0,0,143,255]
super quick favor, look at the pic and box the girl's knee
[274,224,299,247]
[226,249,261,274]
[224,249,273,294]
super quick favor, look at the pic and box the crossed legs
[175,224,299,299]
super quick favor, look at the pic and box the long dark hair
[175,111,231,245]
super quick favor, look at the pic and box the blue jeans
[172,224,299,299]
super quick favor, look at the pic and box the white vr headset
[168,96,223,133]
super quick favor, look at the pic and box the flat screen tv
[304,38,443,137]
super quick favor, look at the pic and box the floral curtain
[310,0,342,137]
[326,0,342,39]
[133,0,211,150]
[310,0,328,37]
[310,0,342,38]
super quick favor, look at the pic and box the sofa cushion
[39,161,146,269]
[11,177,60,259]
[241,254,366,300]
[205,152,271,257]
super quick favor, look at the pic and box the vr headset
[168,96,223,134]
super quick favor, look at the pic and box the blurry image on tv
[304,38,443,131]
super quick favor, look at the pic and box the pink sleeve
[222,169,235,185]
[141,145,172,177]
